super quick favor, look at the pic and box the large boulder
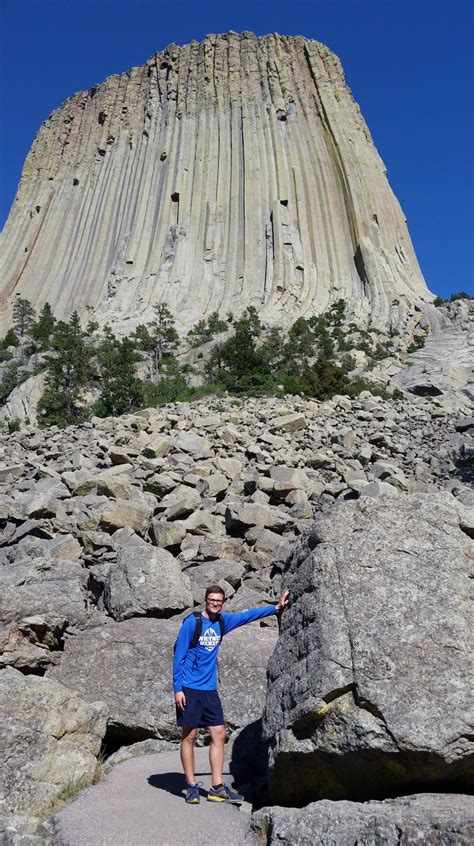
[0,668,105,817]
[252,794,474,845]
[49,616,277,744]
[264,493,473,806]
[103,531,192,620]
[0,535,89,670]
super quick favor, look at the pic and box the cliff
[0,32,433,332]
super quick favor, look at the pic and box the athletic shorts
[176,686,224,728]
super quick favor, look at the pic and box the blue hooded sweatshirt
[173,605,277,693]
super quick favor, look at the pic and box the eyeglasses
[207,598,224,605]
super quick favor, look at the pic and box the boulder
[225,503,292,535]
[186,559,245,595]
[270,414,306,434]
[264,493,473,805]
[98,499,152,535]
[252,794,474,845]
[49,617,277,743]
[156,485,201,519]
[0,668,105,817]
[149,519,187,549]
[0,536,89,660]
[104,532,192,620]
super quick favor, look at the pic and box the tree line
[1,294,404,429]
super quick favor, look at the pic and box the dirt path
[53,747,261,846]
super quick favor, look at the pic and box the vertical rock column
[0,33,432,333]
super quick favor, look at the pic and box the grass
[38,750,106,819]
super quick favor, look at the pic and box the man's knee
[210,725,226,743]
[182,728,198,745]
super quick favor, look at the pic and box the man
[173,584,289,804]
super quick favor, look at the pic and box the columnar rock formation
[0,32,433,333]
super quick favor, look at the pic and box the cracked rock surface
[252,793,474,845]
[263,492,474,805]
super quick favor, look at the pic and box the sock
[212,782,224,790]
[187,781,197,787]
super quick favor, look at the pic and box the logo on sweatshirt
[199,628,221,651]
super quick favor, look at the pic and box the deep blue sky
[1,0,472,298]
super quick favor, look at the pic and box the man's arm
[222,591,289,634]
[173,616,195,708]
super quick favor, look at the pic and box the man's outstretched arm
[222,590,289,634]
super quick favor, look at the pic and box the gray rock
[225,503,292,535]
[104,738,176,773]
[0,536,89,657]
[49,617,277,740]
[98,499,152,536]
[186,559,245,594]
[252,793,474,845]
[264,493,473,805]
[104,532,192,620]
[270,414,307,434]
[0,668,105,817]
[149,519,187,548]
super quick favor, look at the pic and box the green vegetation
[0,297,407,427]
[12,294,36,337]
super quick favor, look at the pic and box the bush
[7,417,21,433]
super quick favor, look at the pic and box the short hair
[205,585,226,600]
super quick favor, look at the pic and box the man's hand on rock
[175,691,186,711]
[275,589,290,614]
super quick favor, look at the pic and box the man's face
[205,593,225,615]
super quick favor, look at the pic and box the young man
[173,585,289,804]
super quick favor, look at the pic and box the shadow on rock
[230,718,270,808]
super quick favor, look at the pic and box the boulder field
[0,392,472,842]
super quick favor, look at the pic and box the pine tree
[0,362,20,405]
[29,302,56,350]
[12,295,36,337]
[149,303,179,378]
[94,335,143,417]
[37,314,90,427]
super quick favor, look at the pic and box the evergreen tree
[299,353,350,399]
[93,335,143,417]
[12,295,36,337]
[37,314,90,427]
[1,328,19,349]
[283,318,314,373]
[0,362,20,405]
[148,304,179,378]
[28,302,56,350]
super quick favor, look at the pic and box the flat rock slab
[52,747,259,846]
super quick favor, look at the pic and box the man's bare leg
[208,724,226,786]
[180,727,198,784]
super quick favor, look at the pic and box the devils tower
[0,32,433,332]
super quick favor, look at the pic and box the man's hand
[175,691,186,711]
[275,589,289,614]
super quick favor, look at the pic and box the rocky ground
[1,390,473,844]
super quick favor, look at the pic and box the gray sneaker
[207,784,243,804]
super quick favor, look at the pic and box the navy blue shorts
[176,687,224,728]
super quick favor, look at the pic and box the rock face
[0,668,105,816]
[0,33,432,334]
[393,299,474,412]
[252,794,474,845]
[264,492,473,806]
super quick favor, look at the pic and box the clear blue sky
[1,0,472,298]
